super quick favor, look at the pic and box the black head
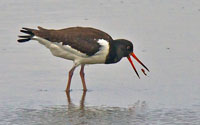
[112,39,134,62]
[112,39,149,78]
[114,39,133,57]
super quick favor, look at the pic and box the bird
[18,26,149,92]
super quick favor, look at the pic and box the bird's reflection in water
[8,96,199,125]
[65,90,86,111]
[11,91,149,125]
[64,91,148,124]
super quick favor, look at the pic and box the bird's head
[114,39,149,78]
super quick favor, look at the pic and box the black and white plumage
[18,26,149,91]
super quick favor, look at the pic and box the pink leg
[80,64,87,91]
[66,66,76,92]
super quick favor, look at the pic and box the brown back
[33,27,113,56]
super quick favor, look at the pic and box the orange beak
[127,52,149,78]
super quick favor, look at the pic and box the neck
[105,41,124,64]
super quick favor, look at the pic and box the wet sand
[1,0,200,124]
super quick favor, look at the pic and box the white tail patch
[32,36,52,48]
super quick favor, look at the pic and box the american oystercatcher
[18,26,149,91]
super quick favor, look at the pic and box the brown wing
[33,26,113,56]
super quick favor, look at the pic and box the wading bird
[18,26,149,92]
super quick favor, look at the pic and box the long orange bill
[131,52,149,72]
[127,52,149,78]
[127,56,140,78]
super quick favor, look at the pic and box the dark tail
[18,27,36,43]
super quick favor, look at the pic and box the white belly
[33,36,110,66]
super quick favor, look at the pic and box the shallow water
[1,0,200,124]
[1,91,200,125]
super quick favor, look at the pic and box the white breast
[77,39,110,65]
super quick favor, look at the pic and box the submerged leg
[80,64,87,91]
[66,65,76,92]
